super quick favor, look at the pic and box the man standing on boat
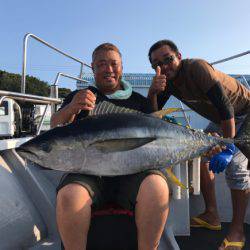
[147,39,250,250]
[51,43,169,250]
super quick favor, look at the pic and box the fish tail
[165,167,188,190]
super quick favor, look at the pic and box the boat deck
[176,222,250,250]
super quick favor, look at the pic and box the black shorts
[57,170,167,211]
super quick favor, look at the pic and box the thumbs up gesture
[149,66,167,96]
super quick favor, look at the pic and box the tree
[58,88,71,98]
[0,70,71,98]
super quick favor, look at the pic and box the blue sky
[1,0,250,90]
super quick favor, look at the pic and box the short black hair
[92,43,122,62]
[148,40,179,63]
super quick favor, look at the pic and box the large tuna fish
[16,102,250,176]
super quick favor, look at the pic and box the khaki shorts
[57,170,168,211]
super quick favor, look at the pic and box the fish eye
[40,142,52,153]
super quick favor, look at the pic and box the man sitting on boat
[51,43,170,250]
[147,39,250,249]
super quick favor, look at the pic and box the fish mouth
[17,147,40,162]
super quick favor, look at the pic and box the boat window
[0,101,8,116]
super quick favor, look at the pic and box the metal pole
[21,34,29,93]
[173,164,181,200]
[211,50,250,65]
[53,72,89,85]
[0,96,7,105]
[50,73,59,115]
[36,104,49,135]
[192,157,201,195]
[79,63,84,79]
[21,33,92,94]
[0,90,61,104]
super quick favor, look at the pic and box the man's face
[150,45,182,80]
[92,50,123,94]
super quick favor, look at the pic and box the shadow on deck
[176,222,250,250]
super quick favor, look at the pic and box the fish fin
[165,167,188,190]
[91,138,156,153]
[90,101,182,119]
[235,112,250,160]
[152,108,182,118]
[90,100,141,116]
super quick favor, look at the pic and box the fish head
[17,135,56,167]
[17,130,88,172]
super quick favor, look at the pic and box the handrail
[0,96,9,106]
[50,72,90,114]
[211,50,250,90]
[0,95,49,136]
[21,33,92,93]
[0,90,61,105]
[53,72,89,86]
[211,50,250,65]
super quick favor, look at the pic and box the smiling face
[150,45,182,80]
[92,49,123,95]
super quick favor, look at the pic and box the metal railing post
[0,90,61,105]
[21,34,29,93]
[36,104,49,135]
[0,96,8,105]
[21,33,91,93]
[50,85,59,115]
[50,72,90,114]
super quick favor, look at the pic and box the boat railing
[0,90,61,136]
[0,33,93,135]
[53,72,89,86]
[0,68,121,135]
[21,33,92,93]
[50,72,90,114]
[0,90,61,105]
[211,50,250,89]
[20,33,93,131]
[211,50,250,65]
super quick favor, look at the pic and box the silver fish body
[16,112,233,176]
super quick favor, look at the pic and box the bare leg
[191,162,220,226]
[135,174,169,250]
[56,183,92,250]
[219,189,249,250]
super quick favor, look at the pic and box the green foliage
[58,88,71,98]
[26,75,50,96]
[0,70,71,98]
[0,70,22,92]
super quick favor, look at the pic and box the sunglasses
[151,55,175,70]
